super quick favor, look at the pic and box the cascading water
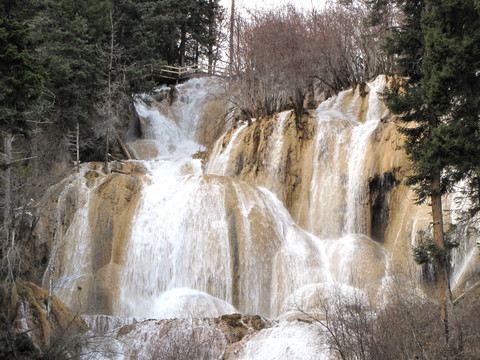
[343,76,390,234]
[49,76,394,322]
[203,76,392,298]
[116,77,347,319]
[206,122,248,175]
[206,76,390,240]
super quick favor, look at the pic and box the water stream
[113,76,391,319]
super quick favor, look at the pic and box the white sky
[220,0,328,12]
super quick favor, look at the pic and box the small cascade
[205,122,248,175]
[42,167,94,313]
[312,75,389,236]
[445,182,480,293]
[265,111,290,176]
[134,78,220,159]
[343,77,389,233]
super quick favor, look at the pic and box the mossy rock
[5,280,87,355]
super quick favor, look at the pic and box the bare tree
[231,5,316,120]
[228,2,395,123]
[96,10,131,173]
[289,277,477,359]
[229,0,235,74]
[3,131,12,248]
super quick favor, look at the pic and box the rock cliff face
[35,162,147,315]
[0,280,87,358]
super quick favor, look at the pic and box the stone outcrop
[78,313,275,359]
[35,161,147,316]
[0,280,87,359]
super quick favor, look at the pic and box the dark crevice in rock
[369,171,399,243]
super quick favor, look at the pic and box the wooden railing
[160,63,229,80]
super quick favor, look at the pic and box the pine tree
[379,0,480,345]
[0,0,44,258]
[0,0,44,135]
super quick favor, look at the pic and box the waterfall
[46,75,397,324]
[38,73,480,359]
[310,75,390,236]
[206,76,390,239]
[41,168,94,312]
[205,122,248,175]
[116,79,333,318]
[117,76,391,319]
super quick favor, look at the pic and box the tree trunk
[3,131,14,285]
[430,171,454,345]
[195,41,199,66]
[104,10,115,173]
[229,0,235,74]
[76,121,80,170]
[114,131,133,160]
[3,131,12,245]
[180,23,186,67]
[208,0,215,74]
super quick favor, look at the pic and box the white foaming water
[343,76,389,234]
[237,321,331,360]
[307,75,389,237]
[205,121,248,175]
[117,171,234,316]
[42,167,94,311]
[151,288,237,319]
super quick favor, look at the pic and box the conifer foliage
[0,0,44,135]
[379,0,480,346]
[32,0,222,160]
